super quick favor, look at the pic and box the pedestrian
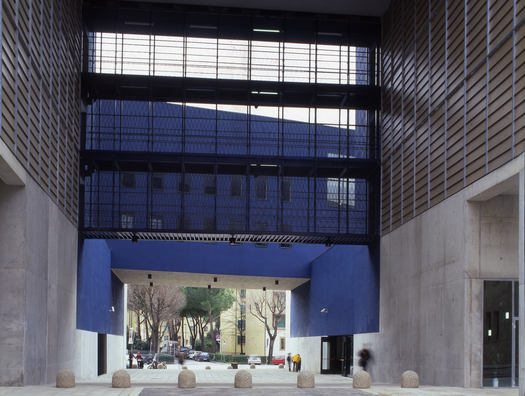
[178,351,185,366]
[358,345,372,372]
[128,350,134,369]
[286,353,292,371]
[292,353,300,372]
[136,352,143,369]
[297,354,301,372]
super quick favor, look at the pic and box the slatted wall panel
[381,8,393,161]
[446,1,464,94]
[430,3,446,108]
[40,0,51,192]
[382,0,524,235]
[402,134,415,223]
[487,37,513,172]
[0,0,81,223]
[2,9,17,152]
[464,65,487,186]
[391,148,402,229]
[414,121,428,216]
[445,87,465,197]
[515,23,525,156]
[381,157,391,233]
[466,0,487,75]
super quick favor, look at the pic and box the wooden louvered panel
[402,134,415,223]
[31,0,42,61]
[465,63,487,185]
[403,0,415,55]
[382,10,393,161]
[518,0,525,23]
[415,123,428,215]
[430,4,446,107]
[392,66,403,149]
[430,0,444,15]
[18,0,31,50]
[381,158,391,233]
[2,14,17,151]
[487,38,513,171]
[415,28,429,126]
[429,104,445,206]
[488,0,513,52]
[391,149,402,230]
[416,0,429,37]
[514,24,525,156]
[445,87,465,196]
[466,0,487,75]
[392,3,403,74]
[447,1,465,92]
[403,48,416,135]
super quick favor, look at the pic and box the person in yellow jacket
[292,354,301,372]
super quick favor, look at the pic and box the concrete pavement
[0,361,518,396]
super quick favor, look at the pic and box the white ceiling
[112,268,310,290]
[126,0,391,17]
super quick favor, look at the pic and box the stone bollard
[353,371,371,389]
[178,369,196,388]
[158,362,167,369]
[112,370,131,388]
[182,365,188,370]
[250,364,256,369]
[278,364,284,369]
[205,366,211,370]
[234,370,252,388]
[56,369,75,388]
[297,371,315,388]
[401,370,419,388]
[227,366,233,369]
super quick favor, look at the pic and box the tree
[248,290,286,362]
[128,285,186,354]
[182,287,235,352]
[221,289,247,354]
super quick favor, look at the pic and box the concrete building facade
[354,0,525,390]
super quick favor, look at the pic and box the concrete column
[518,169,525,396]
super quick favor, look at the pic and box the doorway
[483,280,519,387]
[321,336,353,375]
[98,333,107,376]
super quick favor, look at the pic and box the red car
[272,355,285,365]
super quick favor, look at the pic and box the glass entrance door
[320,337,338,374]
[483,280,519,387]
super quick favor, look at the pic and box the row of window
[119,173,354,207]
[121,173,293,202]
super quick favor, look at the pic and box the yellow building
[220,289,284,358]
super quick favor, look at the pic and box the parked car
[196,352,210,362]
[179,346,189,357]
[194,351,202,360]
[187,350,196,359]
[248,354,261,365]
[272,355,285,365]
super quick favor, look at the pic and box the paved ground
[0,361,519,396]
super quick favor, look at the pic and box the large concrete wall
[355,163,520,387]
[0,178,78,386]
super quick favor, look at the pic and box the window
[121,173,135,188]
[229,219,243,231]
[178,215,191,230]
[255,177,268,200]
[280,337,285,351]
[150,214,163,229]
[237,336,246,344]
[240,289,246,298]
[230,175,243,197]
[327,154,355,208]
[121,212,135,228]
[204,175,216,195]
[237,319,246,329]
[152,175,163,191]
[281,179,292,203]
[240,304,246,314]
[178,174,191,193]
[204,218,216,231]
